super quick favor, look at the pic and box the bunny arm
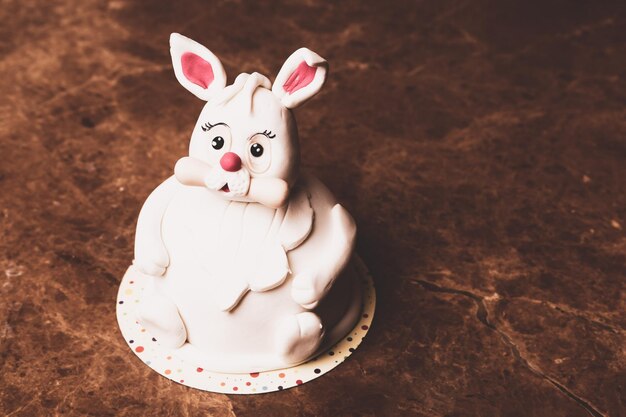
[291,203,356,309]
[133,176,180,276]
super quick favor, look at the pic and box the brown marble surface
[1,1,625,416]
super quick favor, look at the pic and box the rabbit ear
[272,48,328,109]
[170,33,227,101]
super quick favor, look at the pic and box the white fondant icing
[133,35,359,372]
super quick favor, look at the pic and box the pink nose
[220,152,242,172]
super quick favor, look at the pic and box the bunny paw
[291,272,321,309]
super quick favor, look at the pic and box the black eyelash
[262,130,276,139]
[201,121,215,132]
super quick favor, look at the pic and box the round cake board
[115,257,376,394]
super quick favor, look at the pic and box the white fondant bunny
[133,33,357,371]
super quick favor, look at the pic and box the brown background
[1,1,625,416]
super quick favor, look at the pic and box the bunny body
[133,34,360,372]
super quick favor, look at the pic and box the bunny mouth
[205,167,250,197]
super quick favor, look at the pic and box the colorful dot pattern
[116,257,375,394]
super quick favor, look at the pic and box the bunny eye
[250,143,264,157]
[246,135,271,173]
[212,136,224,150]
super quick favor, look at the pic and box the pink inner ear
[283,61,316,94]
[181,52,215,89]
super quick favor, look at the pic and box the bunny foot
[137,292,187,349]
[134,259,167,277]
[275,312,324,364]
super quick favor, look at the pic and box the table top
[1,1,624,416]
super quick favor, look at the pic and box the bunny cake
[132,33,362,373]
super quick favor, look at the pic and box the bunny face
[169,33,327,208]
[188,77,300,201]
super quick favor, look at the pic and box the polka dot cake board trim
[116,257,375,394]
